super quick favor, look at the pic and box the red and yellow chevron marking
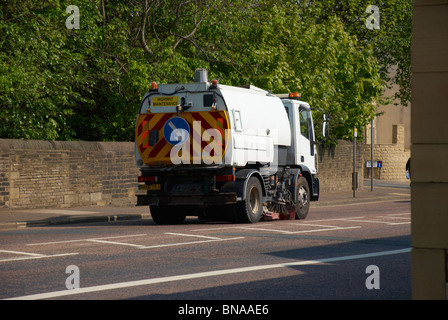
[136,111,230,166]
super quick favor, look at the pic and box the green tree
[168,0,383,141]
[0,1,78,140]
[301,0,413,106]
[0,0,149,141]
[0,0,400,143]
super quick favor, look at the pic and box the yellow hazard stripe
[136,111,230,165]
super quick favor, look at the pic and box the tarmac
[0,179,411,230]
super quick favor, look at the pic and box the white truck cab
[283,99,317,174]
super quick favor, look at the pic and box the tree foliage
[303,0,413,106]
[0,0,412,142]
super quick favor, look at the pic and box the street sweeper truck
[135,68,329,224]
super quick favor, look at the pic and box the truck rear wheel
[235,176,263,223]
[295,177,310,219]
[150,205,186,225]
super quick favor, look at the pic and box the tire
[235,176,263,223]
[149,205,186,225]
[295,177,310,220]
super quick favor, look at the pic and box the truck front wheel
[295,177,310,219]
[235,176,263,223]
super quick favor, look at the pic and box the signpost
[353,127,357,198]
[371,119,373,191]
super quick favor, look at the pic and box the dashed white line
[26,234,148,246]
[0,249,46,257]
[288,226,362,234]
[86,239,146,248]
[229,226,292,234]
[165,232,223,240]
[298,223,349,228]
[342,219,410,225]
[235,225,361,234]
[0,252,78,263]
[190,224,276,232]
[297,217,366,224]
[138,236,245,250]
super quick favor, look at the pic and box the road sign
[366,160,383,168]
[163,117,190,145]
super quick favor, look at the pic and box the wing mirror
[322,113,330,139]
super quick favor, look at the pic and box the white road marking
[235,225,361,234]
[192,220,365,235]
[137,236,245,249]
[0,252,78,263]
[291,213,411,226]
[341,219,410,225]
[378,213,411,220]
[26,234,148,246]
[298,223,350,228]
[165,232,223,240]
[190,224,275,232]
[5,247,411,300]
[294,216,366,224]
[23,233,243,251]
[379,216,410,220]
[86,239,146,248]
[235,226,295,234]
[288,226,362,234]
[0,249,46,257]
[312,197,409,208]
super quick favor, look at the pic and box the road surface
[1,199,411,303]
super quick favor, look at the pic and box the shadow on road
[125,235,411,300]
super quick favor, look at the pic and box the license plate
[152,96,179,107]
[171,183,202,193]
[139,184,161,191]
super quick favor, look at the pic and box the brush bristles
[267,202,288,215]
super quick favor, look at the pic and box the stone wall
[317,140,364,193]
[0,139,139,209]
[0,137,395,209]
[363,124,410,182]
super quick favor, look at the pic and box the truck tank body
[218,84,291,167]
[135,83,291,168]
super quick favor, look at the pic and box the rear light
[216,175,235,182]
[138,176,158,183]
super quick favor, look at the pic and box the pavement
[0,179,410,230]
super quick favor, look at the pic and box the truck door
[296,104,316,173]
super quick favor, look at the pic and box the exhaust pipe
[194,68,208,83]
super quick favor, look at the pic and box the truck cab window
[299,107,311,140]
